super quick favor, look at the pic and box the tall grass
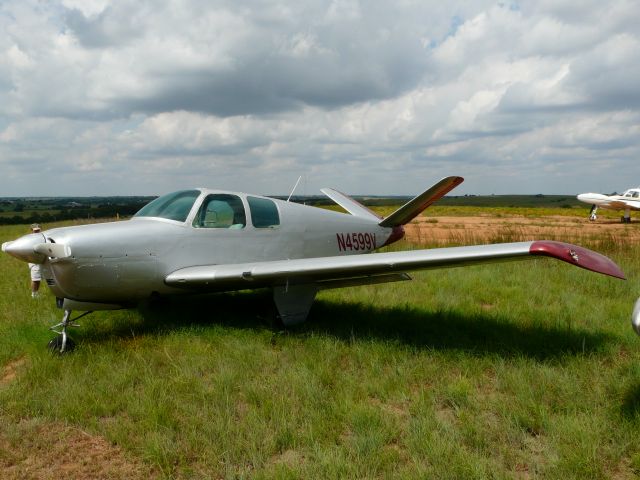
[1,217,640,478]
[409,223,635,250]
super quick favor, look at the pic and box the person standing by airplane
[28,223,42,298]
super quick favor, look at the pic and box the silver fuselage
[39,191,393,304]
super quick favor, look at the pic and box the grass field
[1,212,640,479]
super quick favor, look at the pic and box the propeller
[2,233,71,263]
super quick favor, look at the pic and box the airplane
[577,187,640,222]
[2,176,626,353]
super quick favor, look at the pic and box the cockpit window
[248,196,280,228]
[134,190,200,222]
[193,194,246,229]
[633,192,640,198]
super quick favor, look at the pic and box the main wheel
[48,334,76,354]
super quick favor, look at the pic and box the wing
[599,199,640,211]
[622,200,640,211]
[165,240,624,292]
[606,199,634,210]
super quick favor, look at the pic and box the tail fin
[321,176,464,226]
[379,176,464,227]
[321,188,382,222]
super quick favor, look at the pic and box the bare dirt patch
[0,417,155,480]
[268,448,305,469]
[405,215,640,247]
[1,357,26,386]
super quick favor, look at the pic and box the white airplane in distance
[2,176,626,353]
[577,187,640,222]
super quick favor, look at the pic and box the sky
[0,0,639,197]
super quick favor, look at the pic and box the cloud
[0,0,639,196]
[35,0,435,118]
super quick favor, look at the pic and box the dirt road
[404,215,640,246]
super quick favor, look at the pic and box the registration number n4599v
[336,232,376,251]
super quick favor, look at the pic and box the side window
[248,196,280,228]
[633,192,640,198]
[193,194,246,229]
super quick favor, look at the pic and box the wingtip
[530,240,625,280]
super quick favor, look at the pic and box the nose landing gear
[48,310,93,354]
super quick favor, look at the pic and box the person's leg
[31,280,41,298]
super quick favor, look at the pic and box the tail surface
[321,176,464,227]
[320,188,382,222]
[379,176,464,227]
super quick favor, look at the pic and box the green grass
[1,218,640,478]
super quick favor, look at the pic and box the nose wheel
[48,310,92,354]
[48,333,76,353]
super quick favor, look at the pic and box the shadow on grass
[621,385,640,419]
[307,301,613,360]
[78,290,613,361]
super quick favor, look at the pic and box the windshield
[134,190,201,222]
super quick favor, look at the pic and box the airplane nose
[632,298,640,337]
[577,193,607,203]
[1,233,47,264]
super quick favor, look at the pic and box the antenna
[287,176,303,202]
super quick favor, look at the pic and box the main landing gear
[589,205,597,221]
[48,310,93,354]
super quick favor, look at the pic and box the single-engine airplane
[577,187,640,222]
[2,176,626,352]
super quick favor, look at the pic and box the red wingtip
[530,241,625,280]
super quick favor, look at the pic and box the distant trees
[0,198,152,225]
